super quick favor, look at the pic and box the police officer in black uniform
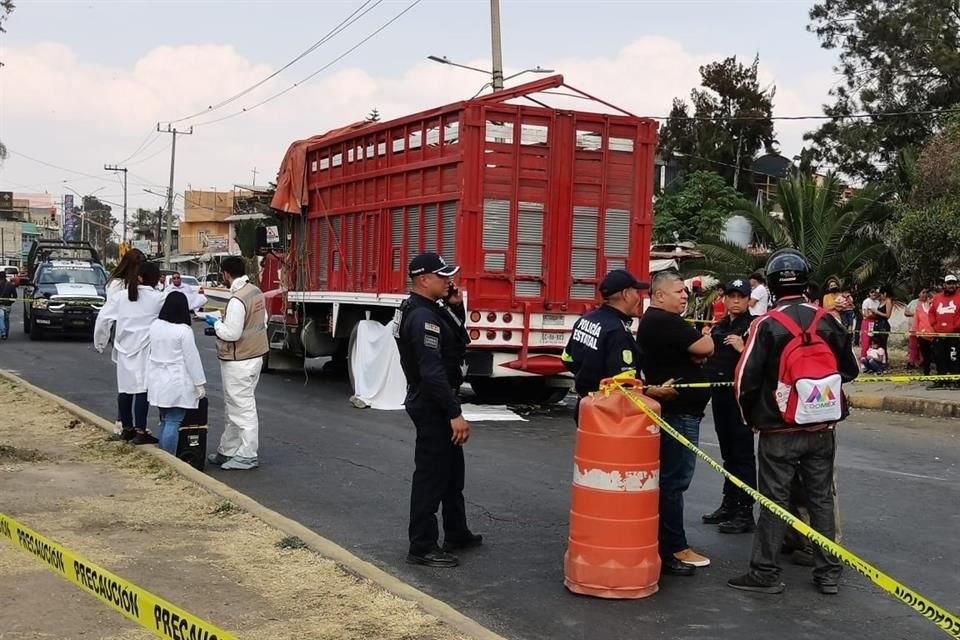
[395,252,481,568]
[701,278,757,534]
[562,269,677,414]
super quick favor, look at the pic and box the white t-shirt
[749,284,770,316]
[862,297,880,316]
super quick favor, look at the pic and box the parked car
[22,241,106,340]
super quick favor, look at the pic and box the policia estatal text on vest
[561,269,679,418]
[394,252,482,569]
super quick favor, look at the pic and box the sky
[0,0,840,219]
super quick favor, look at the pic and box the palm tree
[691,173,895,289]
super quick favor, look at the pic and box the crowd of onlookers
[697,274,959,386]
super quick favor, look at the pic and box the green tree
[693,173,895,287]
[233,182,278,287]
[894,113,960,288]
[653,170,743,243]
[805,0,960,180]
[659,55,777,191]
[366,108,381,123]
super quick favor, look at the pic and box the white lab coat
[146,319,206,409]
[166,283,208,311]
[94,285,166,394]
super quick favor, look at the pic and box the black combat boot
[702,496,737,524]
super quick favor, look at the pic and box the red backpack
[766,307,844,425]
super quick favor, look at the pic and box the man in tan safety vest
[205,257,268,470]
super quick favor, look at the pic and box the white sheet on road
[349,320,407,410]
[460,404,527,422]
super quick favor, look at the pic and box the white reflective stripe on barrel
[573,466,659,492]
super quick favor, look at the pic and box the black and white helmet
[765,248,810,298]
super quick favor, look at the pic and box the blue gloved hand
[204,315,218,327]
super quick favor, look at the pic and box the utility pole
[157,124,193,268]
[104,164,128,244]
[251,167,258,186]
[489,0,504,91]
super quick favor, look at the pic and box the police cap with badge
[409,252,460,278]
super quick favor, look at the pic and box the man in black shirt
[395,252,480,568]
[636,271,715,575]
[702,278,756,534]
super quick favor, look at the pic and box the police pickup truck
[21,240,107,340]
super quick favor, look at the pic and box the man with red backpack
[728,249,859,596]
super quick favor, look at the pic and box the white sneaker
[221,456,258,470]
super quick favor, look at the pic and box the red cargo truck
[267,75,656,403]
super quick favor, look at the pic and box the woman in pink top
[912,289,935,375]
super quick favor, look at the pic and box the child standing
[146,292,207,454]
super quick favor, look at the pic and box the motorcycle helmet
[765,248,810,298]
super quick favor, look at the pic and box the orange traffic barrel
[564,378,661,599]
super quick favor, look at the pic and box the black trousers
[118,392,148,431]
[750,430,841,584]
[711,389,757,506]
[934,337,960,376]
[919,339,934,376]
[406,404,469,555]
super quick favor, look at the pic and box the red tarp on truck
[270,121,375,214]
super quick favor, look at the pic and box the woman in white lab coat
[104,249,147,433]
[147,292,206,454]
[94,261,165,444]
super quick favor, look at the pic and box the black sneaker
[107,429,136,442]
[442,533,483,552]
[702,500,736,524]
[661,558,696,577]
[814,578,839,595]
[718,508,756,534]
[727,573,785,594]
[791,548,815,567]
[132,431,159,445]
[406,549,459,568]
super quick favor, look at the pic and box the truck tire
[29,318,44,341]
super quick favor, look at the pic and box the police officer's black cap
[599,269,649,298]
[408,252,460,277]
[725,278,751,296]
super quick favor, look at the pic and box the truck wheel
[29,318,44,341]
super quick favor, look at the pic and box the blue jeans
[659,413,702,558]
[158,407,187,454]
[0,306,9,337]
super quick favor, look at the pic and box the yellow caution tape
[605,380,960,639]
[650,374,960,390]
[0,512,238,640]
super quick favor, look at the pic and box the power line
[656,107,960,122]
[127,142,171,167]
[116,127,162,165]
[191,0,424,128]
[6,149,107,181]
[165,0,383,125]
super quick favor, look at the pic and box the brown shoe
[674,548,711,567]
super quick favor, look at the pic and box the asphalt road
[2,304,958,640]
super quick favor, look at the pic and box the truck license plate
[542,314,565,327]
[542,331,566,345]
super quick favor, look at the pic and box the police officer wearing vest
[728,249,859,595]
[395,252,481,568]
[205,257,268,471]
[702,278,756,534]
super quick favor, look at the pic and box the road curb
[0,368,507,640]
[848,392,960,419]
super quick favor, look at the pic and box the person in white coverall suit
[205,257,268,471]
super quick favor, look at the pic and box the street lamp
[427,55,554,98]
